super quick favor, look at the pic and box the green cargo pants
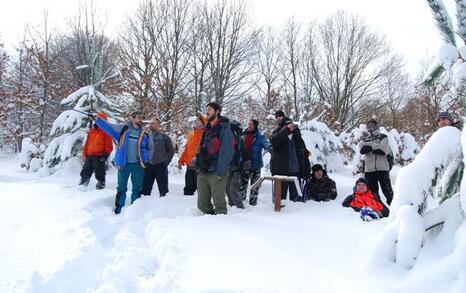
[197,172,228,214]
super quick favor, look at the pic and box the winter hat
[274,110,285,118]
[206,102,221,113]
[355,177,369,187]
[311,164,324,174]
[131,111,142,117]
[436,112,454,123]
[250,119,259,130]
[366,119,379,132]
[197,115,208,125]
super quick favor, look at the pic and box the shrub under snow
[300,119,345,173]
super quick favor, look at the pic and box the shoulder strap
[118,125,129,145]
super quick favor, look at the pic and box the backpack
[229,120,243,169]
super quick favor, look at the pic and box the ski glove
[360,145,373,154]
[372,149,386,155]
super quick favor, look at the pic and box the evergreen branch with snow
[423,63,445,85]
[426,0,457,46]
[456,0,466,43]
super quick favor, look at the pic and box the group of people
[79,112,173,214]
[77,102,457,220]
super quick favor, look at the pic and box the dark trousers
[365,171,394,205]
[239,168,261,200]
[141,163,169,196]
[80,155,106,183]
[281,180,300,201]
[272,173,300,202]
[226,170,244,208]
[184,167,198,195]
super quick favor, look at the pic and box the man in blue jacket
[239,119,271,205]
[195,102,234,214]
[94,111,150,214]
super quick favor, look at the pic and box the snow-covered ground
[0,154,462,293]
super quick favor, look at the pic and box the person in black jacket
[306,164,337,202]
[270,110,311,201]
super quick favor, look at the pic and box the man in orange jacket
[79,112,114,189]
[177,115,207,195]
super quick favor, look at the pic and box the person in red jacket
[342,178,389,219]
[79,112,114,189]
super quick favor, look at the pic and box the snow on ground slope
[0,155,462,292]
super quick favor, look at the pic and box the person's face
[247,120,255,131]
[437,118,453,128]
[150,119,160,131]
[206,106,219,120]
[356,182,368,193]
[275,116,284,125]
[132,115,144,128]
[366,123,377,133]
[194,119,203,129]
[314,170,324,180]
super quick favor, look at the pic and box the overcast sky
[0,0,457,76]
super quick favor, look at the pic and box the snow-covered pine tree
[43,41,121,173]
[373,0,466,270]
[299,119,345,173]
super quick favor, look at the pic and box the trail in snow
[0,155,460,293]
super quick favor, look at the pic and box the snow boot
[249,195,258,206]
[96,181,105,190]
[79,177,90,187]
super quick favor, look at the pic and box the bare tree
[379,62,411,129]
[254,27,284,113]
[309,11,402,129]
[281,17,301,118]
[6,33,37,151]
[150,0,193,127]
[299,22,319,120]
[188,3,211,114]
[27,11,68,141]
[203,0,259,106]
[60,1,119,90]
[119,0,160,113]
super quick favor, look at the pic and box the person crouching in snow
[342,178,389,221]
[306,164,337,202]
[80,112,113,190]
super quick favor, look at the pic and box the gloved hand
[372,149,386,155]
[87,113,97,120]
[360,145,373,154]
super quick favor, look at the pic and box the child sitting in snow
[342,178,389,221]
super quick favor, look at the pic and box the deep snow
[0,154,463,293]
